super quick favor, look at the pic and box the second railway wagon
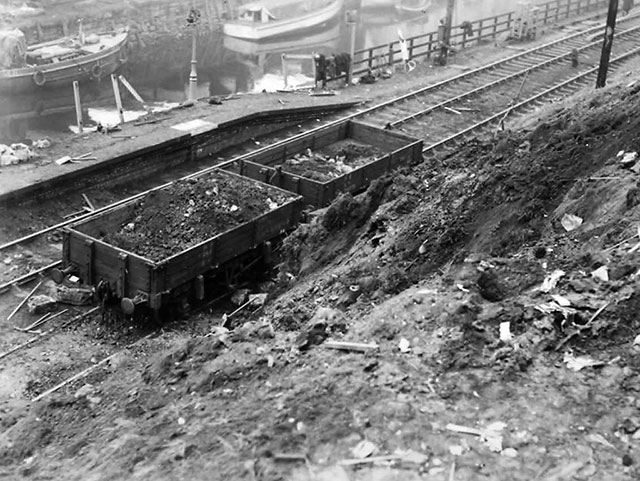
[56,169,303,317]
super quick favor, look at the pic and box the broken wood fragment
[338,455,402,466]
[323,340,379,352]
[444,106,462,115]
[82,193,95,211]
[7,281,43,322]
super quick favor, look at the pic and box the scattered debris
[538,270,565,292]
[499,321,512,342]
[563,351,605,371]
[352,440,376,458]
[323,340,379,353]
[27,294,57,314]
[561,213,583,232]
[618,150,638,167]
[7,281,43,321]
[446,422,506,452]
[591,266,609,282]
[398,337,411,353]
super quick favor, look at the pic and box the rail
[345,0,609,79]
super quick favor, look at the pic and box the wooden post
[596,0,619,89]
[118,75,146,106]
[493,16,498,37]
[110,74,125,124]
[478,19,483,43]
[409,38,414,59]
[437,0,455,65]
[281,54,288,88]
[72,80,83,134]
[346,9,357,86]
[427,33,433,58]
[545,2,550,22]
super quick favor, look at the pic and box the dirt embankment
[4,77,640,480]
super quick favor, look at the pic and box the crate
[226,120,423,207]
[60,169,303,313]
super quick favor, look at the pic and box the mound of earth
[104,170,295,261]
[5,68,640,481]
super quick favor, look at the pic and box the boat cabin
[238,5,277,23]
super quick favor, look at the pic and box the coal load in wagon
[104,170,295,262]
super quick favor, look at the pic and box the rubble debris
[591,266,609,282]
[618,150,638,167]
[398,337,411,353]
[445,422,505,452]
[53,284,94,305]
[561,213,583,232]
[477,270,507,302]
[352,440,376,458]
[538,270,565,292]
[323,340,379,353]
[499,322,512,342]
[27,294,57,314]
[7,280,43,321]
[563,351,605,371]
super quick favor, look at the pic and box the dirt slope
[4,74,640,481]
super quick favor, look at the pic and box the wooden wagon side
[60,170,303,316]
[227,120,423,207]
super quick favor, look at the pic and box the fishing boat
[224,22,341,56]
[0,28,130,95]
[395,0,432,13]
[223,0,343,41]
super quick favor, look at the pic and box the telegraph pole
[437,0,456,66]
[596,0,619,88]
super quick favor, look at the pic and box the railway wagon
[56,169,303,317]
[228,120,423,207]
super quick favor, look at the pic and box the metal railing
[347,0,608,78]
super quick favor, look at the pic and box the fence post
[493,16,498,38]
[567,0,571,18]
[427,33,433,58]
[477,19,483,44]
[368,48,373,69]
[461,30,466,48]
[388,42,394,67]
[409,38,414,59]
[544,2,550,22]
[507,12,513,31]
[556,1,560,20]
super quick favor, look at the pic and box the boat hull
[223,0,343,41]
[0,32,129,96]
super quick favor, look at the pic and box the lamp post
[186,5,201,101]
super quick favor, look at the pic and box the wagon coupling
[51,265,77,284]
[121,292,149,316]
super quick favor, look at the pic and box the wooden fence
[348,0,609,78]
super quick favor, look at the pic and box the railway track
[2,12,640,293]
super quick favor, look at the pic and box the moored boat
[0,28,130,96]
[224,22,341,56]
[395,0,432,13]
[223,0,343,41]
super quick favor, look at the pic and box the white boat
[224,22,341,56]
[396,0,432,13]
[223,0,344,41]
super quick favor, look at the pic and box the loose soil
[5,8,640,481]
[103,170,296,261]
